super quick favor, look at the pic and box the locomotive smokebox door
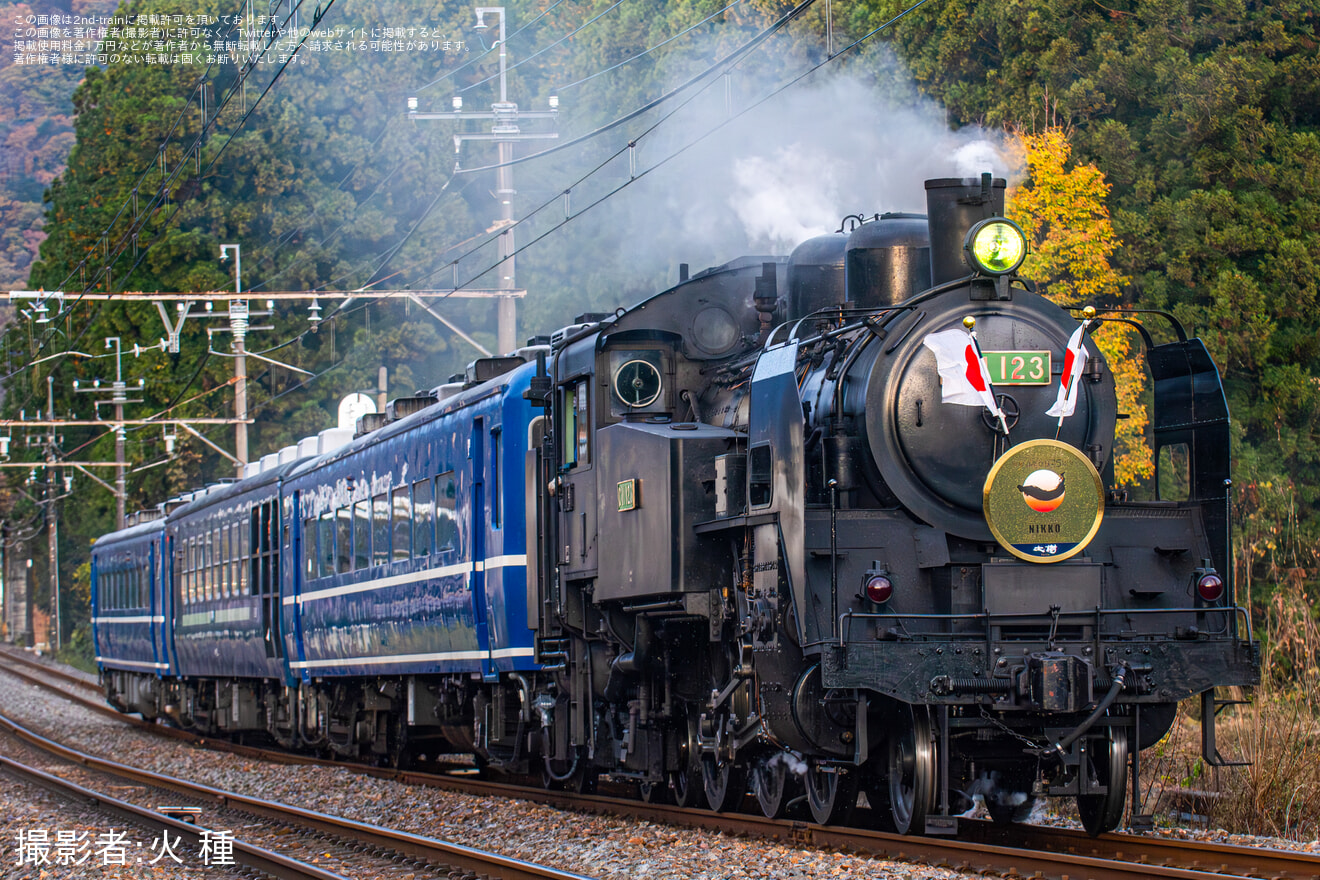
[595,422,741,602]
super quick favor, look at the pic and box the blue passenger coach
[95,351,544,765]
[279,359,539,758]
[92,517,170,717]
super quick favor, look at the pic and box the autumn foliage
[1008,129,1153,486]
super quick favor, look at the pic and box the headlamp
[964,218,1027,276]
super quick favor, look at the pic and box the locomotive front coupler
[1029,663,1130,762]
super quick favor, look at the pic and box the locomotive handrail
[1058,305,1189,344]
[835,604,1254,648]
[777,273,984,347]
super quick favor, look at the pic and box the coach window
[353,499,371,570]
[237,519,249,594]
[205,525,214,600]
[200,525,209,600]
[413,480,433,558]
[201,526,211,600]
[318,511,335,579]
[175,545,185,607]
[216,523,225,596]
[303,517,317,581]
[262,502,275,595]
[436,472,457,553]
[184,537,192,604]
[392,485,411,563]
[193,532,202,602]
[221,519,231,597]
[491,428,503,528]
[211,523,221,600]
[336,506,352,574]
[372,493,390,566]
[249,507,260,595]
[229,519,238,595]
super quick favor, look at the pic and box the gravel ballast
[0,663,969,879]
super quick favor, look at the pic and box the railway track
[0,705,599,880]
[5,649,1317,880]
[0,745,347,879]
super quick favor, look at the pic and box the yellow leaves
[1009,128,1124,305]
[1008,127,1154,484]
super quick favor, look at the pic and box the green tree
[871,0,1320,592]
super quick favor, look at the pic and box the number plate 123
[983,350,1051,385]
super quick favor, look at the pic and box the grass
[1141,576,1320,840]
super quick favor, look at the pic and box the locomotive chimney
[924,174,1006,286]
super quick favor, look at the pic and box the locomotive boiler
[92,173,1259,839]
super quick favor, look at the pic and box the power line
[26,0,938,475]
[413,0,567,94]
[17,0,341,403]
[457,0,625,95]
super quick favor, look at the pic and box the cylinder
[924,175,1006,286]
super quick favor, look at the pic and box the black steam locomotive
[94,174,1258,839]
[524,174,1258,835]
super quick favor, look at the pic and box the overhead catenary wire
[413,0,567,94]
[15,0,341,405]
[190,0,936,401]
[31,0,937,470]
[457,0,626,95]
[359,0,822,294]
[232,0,743,295]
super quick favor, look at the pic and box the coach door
[253,500,283,661]
[471,417,496,680]
[149,538,164,674]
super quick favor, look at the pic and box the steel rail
[0,751,347,880]
[6,651,1317,880]
[0,647,101,693]
[0,708,596,880]
[967,821,1320,880]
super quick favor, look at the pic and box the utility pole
[44,377,61,652]
[220,244,249,473]
[74,337,146,530]
[408,5,558,355]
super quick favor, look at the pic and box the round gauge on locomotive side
[613,358,663,408]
